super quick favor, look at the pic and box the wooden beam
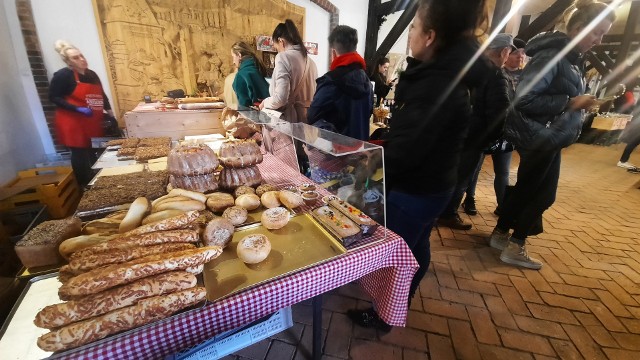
[491,0,512,32]
[517,0,574,42]
[585,51,610,76]
[518,15,531,36]
[364,0,382,71]
[593,50,616,69]
[616,1,640,64]
[373,0,419,64]
[603,34,640,44]
[377,0,399,16]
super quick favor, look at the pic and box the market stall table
[1,153,418,360]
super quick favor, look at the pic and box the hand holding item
[568,95,597,111]
[258,100,265,110]
[77,106,93,117]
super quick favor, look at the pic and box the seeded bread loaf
[14,217,82,268]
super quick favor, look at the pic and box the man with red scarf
[307,25,373,140]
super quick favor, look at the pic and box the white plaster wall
[31,0,115,113]
[377,10,410,56]
[0,1,52,184]
[332,0,369,58]
[287,0,330,73]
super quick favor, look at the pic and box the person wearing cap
[504,38,527,90]
[437,33,513,230]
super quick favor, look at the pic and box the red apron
[54,70,105,148]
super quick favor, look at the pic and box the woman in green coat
[231,42,270,107]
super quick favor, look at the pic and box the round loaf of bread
[206,192,235,213]
[219,166,263,190]
[279,190,304,209]
[237,234,271,264]
[235,194,261,210]
[234,185,255,197]
[255,184,277,197]
[203,218,235,248]
[222,206,248,226]
[169,172,219,193]
[261,207,290,230]
[218,140,263,168]
[168,143,219,176]
[260,191,281,209]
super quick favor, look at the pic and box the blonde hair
[54,40,78,64]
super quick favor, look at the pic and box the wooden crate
[0,167,80,219]
[591,114,633,130]
[124,103,224,140]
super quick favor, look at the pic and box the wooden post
[373,0,418,64]
[364,0,382,71]
[491,0,512,32]
[616,1,640,67]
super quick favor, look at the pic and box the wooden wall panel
[92,0,305,117]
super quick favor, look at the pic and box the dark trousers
[497,149,561,243]
[386,188,453,303]
[467,152,513,207]
[441,150,484,217]
[620,137,640,163]
[69,147,98,188]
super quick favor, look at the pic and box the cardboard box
[124,103,224,140]
[591,114,633,130]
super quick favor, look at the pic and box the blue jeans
[386,189,453,302]
[466,152,512,207]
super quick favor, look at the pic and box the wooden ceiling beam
[616,1,640,64]
[585,51,611,76]
[517,0,574,42]
[364,0,382,70]
[372,0,419,65]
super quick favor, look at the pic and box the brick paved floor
[225,144,640,360]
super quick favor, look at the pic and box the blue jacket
[504,31,585,151]
[307,63,373,140]
[233,58,270,107]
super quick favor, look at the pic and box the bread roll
[152,195,191,210]
[142,209,185,225]
[168,188,207,203]
[59,234,114,260]
[37,287,206,352]
[82,218,121,235]
[279,190,304,209]
[203,218,235,248]
[261,207,290,230]
[222,206,248,226]
[34,271,197,329]
[234,185,255,197]
[235,194,261,210]
[119,197,150,233]
[260,191,281,208]
[205,192,235,213]
[155,199,206,212]
[256,184,277,197]
[123,211,200,237]
[237,234,271,264]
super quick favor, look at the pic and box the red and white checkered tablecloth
[58,155,418,360]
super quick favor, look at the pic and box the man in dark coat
[307,25,373,140]
[437,33,513,230]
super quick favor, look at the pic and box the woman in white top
[260,19,318,123]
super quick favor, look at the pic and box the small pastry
[235,194,261,210]
[260,191,281,209]
[237,234,271,264]
[261,207,290,230]
[222,206,248,226]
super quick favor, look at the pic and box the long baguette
[119,197,150,233]
[155,199,206,212]
[59,234,114,260]
[35,271,197,329]
[68,243,195,272]
[142,209,184,225]
[59,246,222,298]
[123,210,200,236]
[58,263,204,286]
[70,229,200,259]
[38,287,206,352]
[168,188,207,203]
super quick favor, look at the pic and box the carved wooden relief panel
[92,0,304,117]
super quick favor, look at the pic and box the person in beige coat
[260,19,317,123]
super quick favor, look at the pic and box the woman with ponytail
[491,0,616,269]
[259,19,317,123]
[49,40,113,187]
[231,42,270,107]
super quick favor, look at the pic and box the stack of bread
[168,143,220,193]
[34,210,223,352]
[218,139,263,190]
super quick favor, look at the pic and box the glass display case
[237,108,386,227]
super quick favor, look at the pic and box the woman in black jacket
[490,0,616,269]
[370,57,394,106]
[347,0,488,331]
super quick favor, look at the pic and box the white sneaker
[489,228,510,250]
[500,241,543,270]
[617,161,636,169]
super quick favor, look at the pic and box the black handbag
[102,114,121,137]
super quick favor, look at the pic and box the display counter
[124,103,224,140]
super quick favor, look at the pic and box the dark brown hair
[417,0,488,52]
[272,19,307,58]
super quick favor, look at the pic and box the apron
[55,70,104,148]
